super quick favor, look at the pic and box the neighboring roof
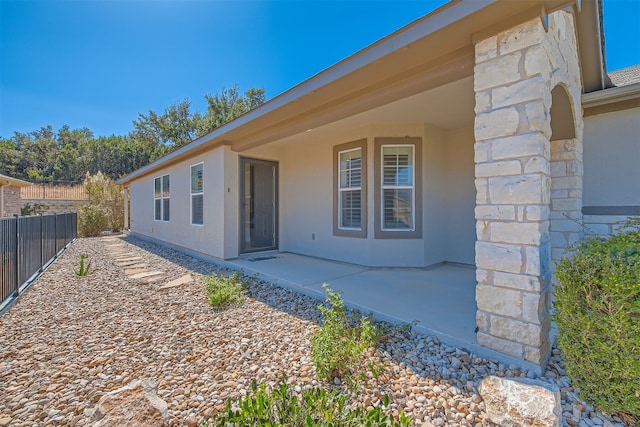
[608,65,640,87]
[0,173,31,187]
[118,0,606,185]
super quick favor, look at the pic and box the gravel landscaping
[0,236,629,426]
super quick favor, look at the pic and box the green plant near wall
[205,272,246,308]
[75,254,91,276]
[552,218,640,424]
[311,285,380,388]
[204,378,411,427]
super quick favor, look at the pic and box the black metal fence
[0,212,77,310]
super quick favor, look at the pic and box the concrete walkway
[225,253,478,350]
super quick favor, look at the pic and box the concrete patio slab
[224,252,478,352]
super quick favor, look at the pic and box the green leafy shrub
[205,378,410,427]
[77,203,108,237]
[311,285,379,387]
[84,171,124,232]
[552,219,640,423]
[20,202,49,216]
[205,272,246,308]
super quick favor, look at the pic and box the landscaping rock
[92,380,168,427]
[480,376,561,427]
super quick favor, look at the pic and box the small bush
[21,203,49,216]
[552,219,640,423]
[205,272,246,308]
[205,378,410,427]
[311,285,379,387]
[77,204,108,237]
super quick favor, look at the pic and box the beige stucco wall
[583,107,640,207]
[128,119,476,267]
[129,146,236,259]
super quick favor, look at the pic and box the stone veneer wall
[582,215,636,236]
[2,186,22,217]
[473,10,583,367]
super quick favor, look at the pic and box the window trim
[190,162,204,226]
[333,139,367,238]
[374,137,422,239]
[154,173,170,222]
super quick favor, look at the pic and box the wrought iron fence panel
[0,212,77,310]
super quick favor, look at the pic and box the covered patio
[224,252,481,354]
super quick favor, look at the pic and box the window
[382,145,414,230]
[333,139,367,238]
[374,137,422,239]
[154,174,170,222]
[191,163,204,225]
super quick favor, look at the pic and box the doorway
[240,158,278,253]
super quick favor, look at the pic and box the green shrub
[205,272,246,308]
[205,378,410,427]
[75,254,91,276]
[311,285,379,387]
[84,171,124,232]
[21,202,49,216]
[77,203,108,237]
[552,219,640,423]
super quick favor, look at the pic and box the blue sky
[1,0,639,139]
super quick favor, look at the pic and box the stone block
[549,219,581,232]
[525,245,548,276]
[475,205,516,221]
[525,339,551,365]
[524,101,551,137]
[490,316,546,347]
[498,18,544,55]
[491,76,546,109]
[550,189,568,199]
[490,133,548,160]
[550,161,566,178]
[475,179,488,204]
[477,332,523,359]
[93,380,168,427]
[491,222,544,245]
[524,44,552,79]
[476,220,490,240]
[475,142,489,162]
[476,310,490,332]
[493,271,543,292]
[475,52,521,91]
[477,285,523,318]
[476,241,523,274]
[475,35,498,63]
[476,268,489,284]
[488,174,546,204]
[551,197,581,211]
[475,91,492,114]
[475,107,520,141]
[524,205,549,221]
[551,171,581,191]
[480,376,561,427]
[522,292,547,324]
[476,160,522,177]
[523,156,550,174]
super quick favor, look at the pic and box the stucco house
[117,0,640,370]
[0,174,31,217]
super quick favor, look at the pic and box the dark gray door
[240,158,278,253]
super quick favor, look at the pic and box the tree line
[0,85,265,182]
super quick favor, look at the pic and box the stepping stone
[115,260,143,267]
[124,268,148,275]
[160,274,193,290]
[144,275,164,283]
[124,263,149,269]
[129,271,163,279]
[115,256,141,262]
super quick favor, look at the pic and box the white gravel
[0,236,629,427]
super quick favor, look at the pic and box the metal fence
[21,181,88,200]
[0,212,77,310]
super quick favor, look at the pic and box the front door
[240,158,278,253]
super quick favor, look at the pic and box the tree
[198,85,265,136]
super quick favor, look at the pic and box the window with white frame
[154,174,170,221]
[333,139,367,238]
[191,163,204,225]
[338,148,362,230]
[381,145,414,230]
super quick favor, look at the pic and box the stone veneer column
[473,11,583,367]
